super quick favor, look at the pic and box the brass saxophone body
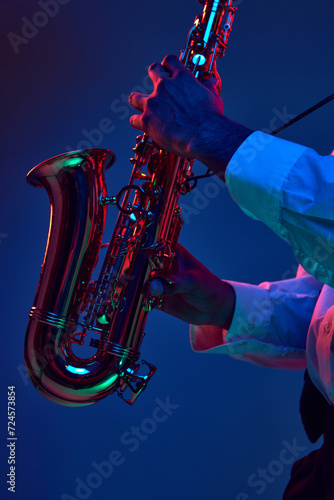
[24,0,237,406]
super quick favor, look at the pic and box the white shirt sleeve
[225,131,334,286]
[191,267,323,368]
[191,132,334,389]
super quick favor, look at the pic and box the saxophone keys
[117,360,157,405]
[100,196,117,206]
[96,300,114,325]
[97,314,110,325]
[70,331,87,345]
[134,172,151,181]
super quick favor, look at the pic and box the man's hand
[149,244,235,329]
[129,54,223,159]
[129,54,253,178]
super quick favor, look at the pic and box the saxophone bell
[25,148,156,406]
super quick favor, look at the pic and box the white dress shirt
[190,131,334,405]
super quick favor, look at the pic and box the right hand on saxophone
[128,54,252,180]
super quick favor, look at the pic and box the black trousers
[283,372,334,500]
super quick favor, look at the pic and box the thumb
[149,277,177,297]
[149,273,197,297]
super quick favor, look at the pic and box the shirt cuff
[190,280,307,370]
[225,131,308,234]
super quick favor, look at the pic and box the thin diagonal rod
[270,93,334,136]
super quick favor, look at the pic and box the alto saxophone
[24,0,237,406]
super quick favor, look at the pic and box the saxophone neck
[181,0,236,79]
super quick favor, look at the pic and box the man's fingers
[148,62,170,83]
[129,113,143,130]
[149,280,165,297]
[149,276,180,297]
[162,54,185,75]
[203,59,222,95]
[149,274,196,297]
[128,92,147,112]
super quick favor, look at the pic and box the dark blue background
[1,1,333,499]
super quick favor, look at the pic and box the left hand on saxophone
[149,244,235,329]
[128,54,252,179]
